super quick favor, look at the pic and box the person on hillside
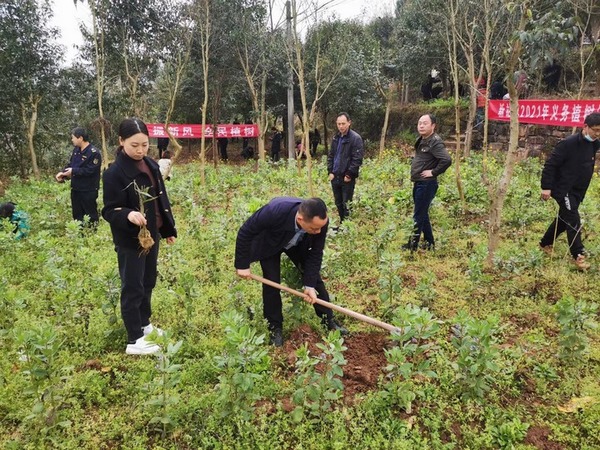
[235,197,347,347]
[421,69,443,101]
[102,118,177,355]
[0,201,29,240]
[270,127,283,162]
[539,112,600,270]
[309,128,321,157]
[158,150,173,181]
[55,127,101,228]
[475,77,487,131]
[490,78,507,100]
[218,137,229,161]
[157,137,169,157]
[403,113,452,252]
[327,112,364,225]
[295,139,306,159]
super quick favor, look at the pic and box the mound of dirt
[282,324,391,401]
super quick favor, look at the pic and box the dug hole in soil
[281,324,391,403]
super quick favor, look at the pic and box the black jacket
[65,144,101,191]
[410,133,452,182]
[102,151,176,250]
[541,132,600,201]
[234,197,327,287]
[327,129,364,179]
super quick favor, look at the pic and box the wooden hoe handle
[248,273,399,333]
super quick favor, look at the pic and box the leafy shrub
[450,312,500,400]
[382,304,441,413]
[555,296,598,364]
[213,310,270,421]
[292,331,347,423]
[490,416,529,450]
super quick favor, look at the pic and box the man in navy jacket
[327,113,364,224]
[540,112,600,270]
[235,197,347,346]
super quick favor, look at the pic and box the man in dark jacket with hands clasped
[327,113,364,224]
[235,197,347,347]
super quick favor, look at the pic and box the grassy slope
[0,152,599,449]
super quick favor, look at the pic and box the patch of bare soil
[282,324,391,402]
[524,426,564,450]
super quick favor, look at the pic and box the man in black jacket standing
[327,113,364,224]
[55,127,102,228]
[403,114,452,251]
[540,112,600,270]
[235,197,347,346]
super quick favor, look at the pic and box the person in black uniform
[540,112,600,270]
[269,127,283,162]
[235,197,347,347]
[102,118,177,355]
[309,128,321,157]
[157,137,169,157]
[218,137,228,161]
[55,127,101,228]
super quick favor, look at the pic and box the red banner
[147,123,260,139]
[488,100,600,127]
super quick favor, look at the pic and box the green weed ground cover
[1,153,599,449]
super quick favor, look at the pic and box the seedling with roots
[128,180,157,254]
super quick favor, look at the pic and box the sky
[50,0,396,65]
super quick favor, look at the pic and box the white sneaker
[142,323,164,337]
[125,336,160,355]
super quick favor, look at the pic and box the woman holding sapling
[102,118,177,355]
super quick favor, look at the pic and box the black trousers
[71,189,99,224]
[331,175,356,222]
[540,193,584,258]
[116,243,159,342]
[219,141,228,160]
[410,180,439,247]
[259,244,333,329]
[271,148,280,162]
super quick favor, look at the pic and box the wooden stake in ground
[249,273,399,333]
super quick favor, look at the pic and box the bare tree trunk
[289,0,350,196]
[258,72,268,159]
[447,0,466,210]
[164,32,192,163]
[22,95,41,179]
[378,86,392,154]
[122,39,141,117]
[198,0,211,185]
[237,44,268,160]
[485,6,528,267]
[322,111,329,152]
[91,0,109,168]
[486,100,526,266]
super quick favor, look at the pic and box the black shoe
[401,242,417,251]
[322,317,348,336]
[269,328,283,347]
[420,241,435,251]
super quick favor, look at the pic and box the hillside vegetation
[1,153,599,449]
